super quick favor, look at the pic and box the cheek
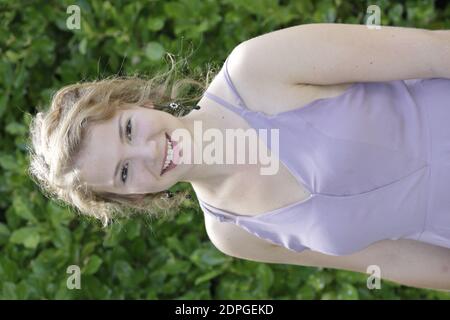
[142,112,168,131]
[132,170,160,192]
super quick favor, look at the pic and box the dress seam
[417,98,433,242]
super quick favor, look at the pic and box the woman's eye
[126,118,132,141]
[121,162,129,184]
[121,118,132,184]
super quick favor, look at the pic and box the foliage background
[1,0,450,299]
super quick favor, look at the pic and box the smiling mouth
[160,132,177,176]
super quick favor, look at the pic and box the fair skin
[75,23,450,291]
[203,23,450,291]
[73,101,257,197]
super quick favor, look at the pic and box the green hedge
[1,0,449,299]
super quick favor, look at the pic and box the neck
[177,105,246,198]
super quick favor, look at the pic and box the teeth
[162,139,173,171]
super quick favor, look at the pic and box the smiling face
[73,103,192,195]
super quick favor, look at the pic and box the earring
[163,190,174,198]
[162,190,193,200]
[168,103,201,110]
[168,102,180,110]
[156,102,201,116]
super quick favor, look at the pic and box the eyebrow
[113,113,124,186]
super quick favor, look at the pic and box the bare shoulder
[203,50,354,116]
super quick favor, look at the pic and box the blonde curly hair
[27,54,218,226]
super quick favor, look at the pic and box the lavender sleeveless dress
[197,57,450,256]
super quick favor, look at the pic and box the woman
[28,23,450,291]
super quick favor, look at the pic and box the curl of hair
[27,53,219,226]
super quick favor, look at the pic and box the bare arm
[295,239,450,292]
[205,214,450,291]
[233,23,450,85]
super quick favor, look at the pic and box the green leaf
[296,284,315,300]
[83,255,103,275]
[165,236,184,254]
[321,291,337,300]
[79,38,88,55]
[113,260,134,284]
[54,286,75,300]
[12,194,37,223]
[82,275,110,299]
[307,273,327,292]
[47,202,72,227]
[103,222,124,247]
[124,220,141,240]
[0,154,17,171]
[2,282,17,299]
[190,247,230,268]
[255,264,274,292]
[24,232,40,249]
[163,258,191,276]
[5,122,27,136]
[388,3,404,24]
[194,269,223,285]
[10,227,41,249]
[0,257,19,282]
[53,226,72,249]
[0,93,9,118]
[81,241,98,259]
[0,223,11,245]
[144,42,165,61]
[148,17,165,31]
[15,282,29,299]
[337,283,359,300]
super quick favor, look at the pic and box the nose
[126,138,158,163]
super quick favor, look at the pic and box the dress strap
[202,56,251,117]
[222,56,248,109]
[197,197,240,223]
